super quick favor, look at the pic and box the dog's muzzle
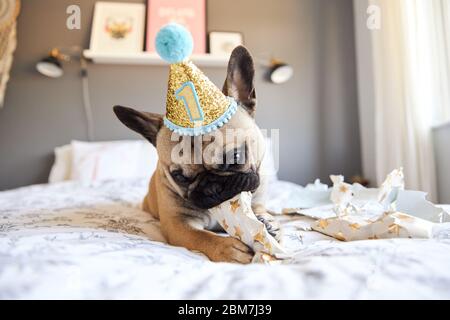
[188,171,260,209]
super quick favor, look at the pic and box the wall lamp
[265,58,294,84]
[36,46,94,141]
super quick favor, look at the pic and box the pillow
[70,140,158,183]
[48,140,158,183]
[48,144,72,183]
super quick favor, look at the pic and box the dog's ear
[113,105,163,146]
[222,45,257,117]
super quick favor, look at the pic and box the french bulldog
[113,46,278,263]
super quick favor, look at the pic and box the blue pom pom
[155,23,193,63]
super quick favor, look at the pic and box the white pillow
[48,140,158,183]
[48,144,72,183]
[70,140,157,183]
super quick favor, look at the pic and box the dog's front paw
[210,237,254,264]
[256,213,281,240]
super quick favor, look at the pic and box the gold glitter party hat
[155,23,237,136]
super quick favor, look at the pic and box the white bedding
[1,178,450,299]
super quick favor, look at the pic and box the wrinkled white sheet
[1,179,450,299]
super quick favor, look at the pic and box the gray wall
[434,123,450,203]
[0,0,361,190]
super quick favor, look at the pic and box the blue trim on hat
[164,97,238,136]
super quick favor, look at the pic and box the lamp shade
[266,60,293,84]
[36,55,63,78]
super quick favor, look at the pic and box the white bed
[1,177,450,299]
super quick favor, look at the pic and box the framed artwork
[209,32,243,56]
[146,0,206,54]
[89,2,146,53]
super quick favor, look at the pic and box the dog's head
[114,46,265,209]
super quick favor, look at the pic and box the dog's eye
[171,170,191,185]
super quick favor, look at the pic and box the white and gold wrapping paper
[312,209,434,241]
[287,168,440,241]
[377,168,405,210]
[209,192,286,263]
[329,175,356,216]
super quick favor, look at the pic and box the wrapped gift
[209,192,286,263]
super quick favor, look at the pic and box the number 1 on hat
[176,81,204,122]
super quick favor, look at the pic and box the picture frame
[89,2,146,53]
[146,0,206,54]
[208,31,243,56]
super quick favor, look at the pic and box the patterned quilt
[1,179,450,299]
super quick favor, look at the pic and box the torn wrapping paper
[294,205,437,241]
[312,209,434,241]
[329,175,356,216]
[209,192,287,263]
[377,167,405,210]
[284,168,447,241]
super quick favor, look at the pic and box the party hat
[155,23,237,136]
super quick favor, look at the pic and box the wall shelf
[83,50,229,67]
